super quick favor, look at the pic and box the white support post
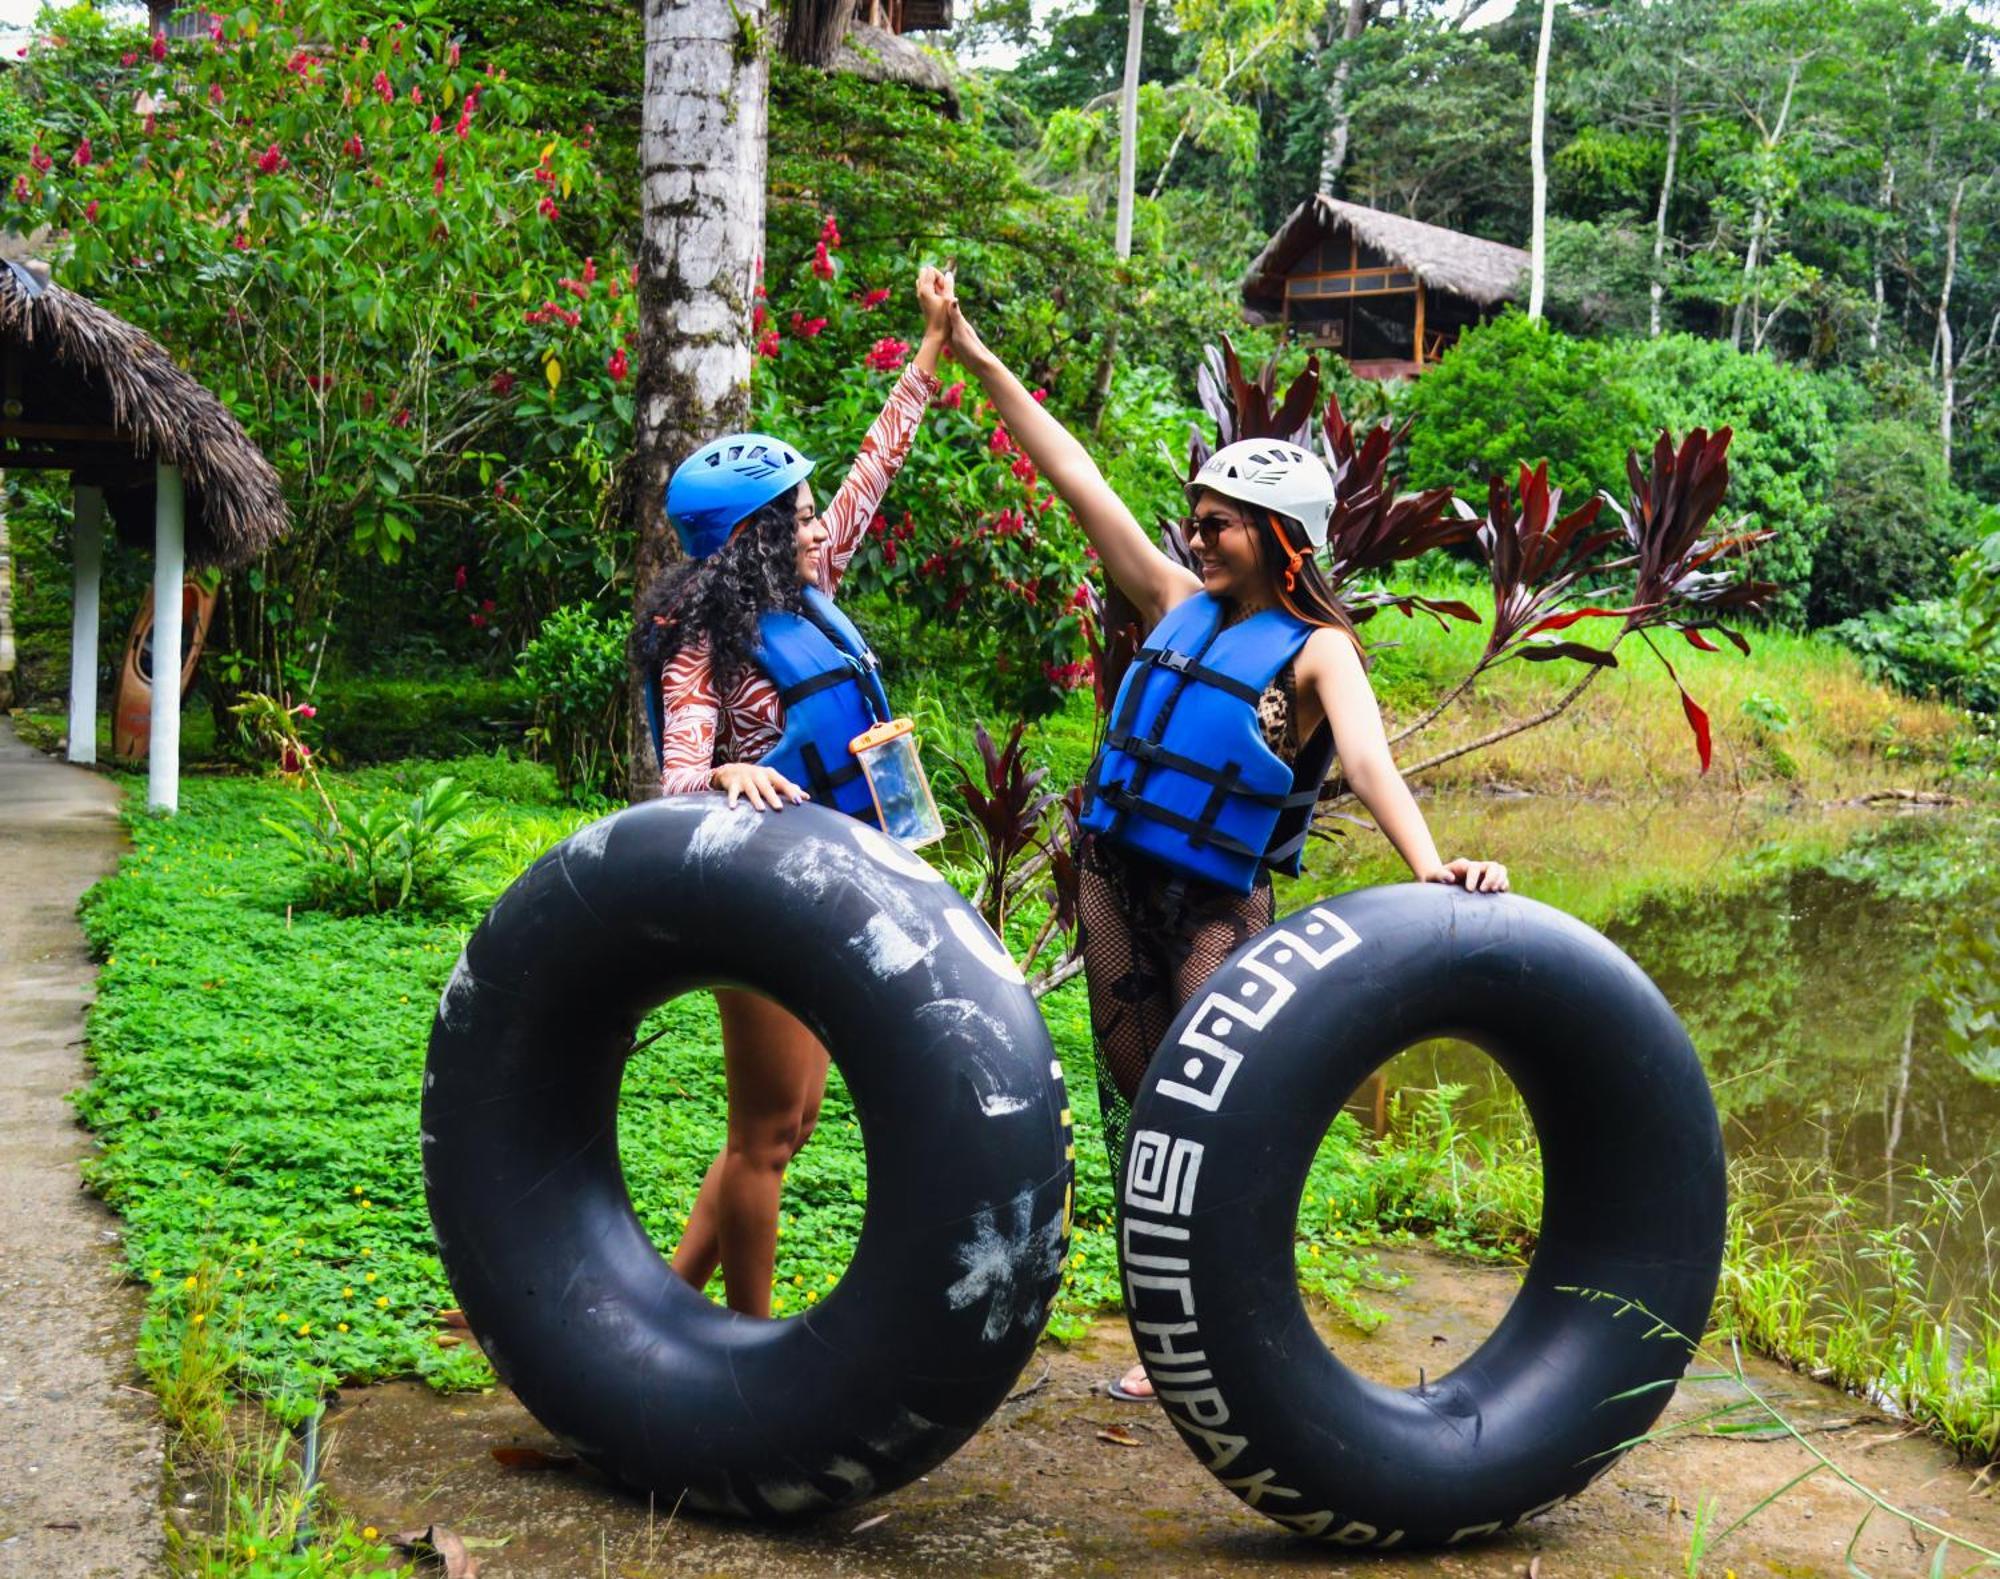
[67,484,105,765]
[148,463,184,814]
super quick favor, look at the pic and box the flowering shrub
[8,2,633,692]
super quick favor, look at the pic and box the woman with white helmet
[945,298,1506,1401]
[633,265,955,1317]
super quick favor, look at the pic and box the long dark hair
[633,495,804,692]
[1246,509,1366,657]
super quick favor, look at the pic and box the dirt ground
[322,1249,1999,1578]
[0,722,160,1578]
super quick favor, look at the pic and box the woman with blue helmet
[635,265,954,1317]
[944,293,1507,1400]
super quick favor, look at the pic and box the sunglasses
[1185,512,1248,544]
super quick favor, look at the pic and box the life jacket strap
[1092,784,1269,864]
[798,740,865,801]
[1104,731,1323,813]
[1138,647,1262,706]
[776,668,855,708]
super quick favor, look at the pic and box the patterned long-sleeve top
[657,362,939,794]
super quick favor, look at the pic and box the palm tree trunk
[1649,77,1680,339]
[629,0,770,799]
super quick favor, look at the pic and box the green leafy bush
[1808,420,1969,627]
[514,603,625,801]
[264,777,496,915]
[1401,312,1650,503]
[1622,335,1837,625]
[1831,599,2000,714]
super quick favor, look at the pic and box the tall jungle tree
[630,0,770,797]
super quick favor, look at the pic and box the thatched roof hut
[0,259,289,570]
[1241,196,1529,378]
[0,255,290,812]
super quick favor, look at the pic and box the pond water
[1300,793,2000,1328]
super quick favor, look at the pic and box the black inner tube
[424,799,1074,1518]
[1119,884,1725,1548]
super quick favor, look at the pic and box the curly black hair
[633,495,806,694]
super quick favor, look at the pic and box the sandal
[1107,1367,1155,1403]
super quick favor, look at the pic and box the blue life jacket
[1079,592,1333,894]
[643,585,892,824]
[753,585,893,822]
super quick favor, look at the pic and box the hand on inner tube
[1423,858,1509,893]
[712,762,808,812]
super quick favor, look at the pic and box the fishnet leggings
[1076,834,1274,1167]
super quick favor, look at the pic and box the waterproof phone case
[849,718,945,849]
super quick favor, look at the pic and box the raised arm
[816,268,953,591]
[948,300,1198,628]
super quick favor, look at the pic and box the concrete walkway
[0,720,160,1576]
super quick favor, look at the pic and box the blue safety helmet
[665,432,816,561]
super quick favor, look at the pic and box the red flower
[409,85,423,104]
[428,113,443,134]
[479,598,496,613]
[469,613,487,628]
[582,256,598,284]
[881,539,898,568]
[373,70,393,103]
[11,176,31,204]
[918,553,945,579]
[120,50,138,67]
[296,703,317,719]
[391,407,413,428]
[255,143,286,175]
[856,287,891,310]
[811,241,835,281]
[490,370,515,397]
[207,16,223,41]
[209,82,224,104]
[1011,454,1038,487]
[895,513,915,540]
[608,347,629,382]
[343,134,364,160]
[150,31,168,61]
[820,213,841,248]
[232,231,252,251]
[538,195,559,220]
[869,512,888,537]
[453,564,468,591]
[989,425,1013,455]
[71,138,92,168]
[28,143,50,174]
[142,113,156,136]
[940,381,964,409]
[303,371,334,392]
[455,99,476,138]
[448,40,461,67]
[82,199,97,223]
[753,303,768,332]
[1031,387,1049,404]
[1068,582,1091,611]
[865,338,909,373]
[755,330,782,358]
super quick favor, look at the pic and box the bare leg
[668,989,830,1317]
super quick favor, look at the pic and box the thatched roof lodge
[1242,196,1530,380]
[0,256,290,812]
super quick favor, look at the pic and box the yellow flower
[364,1271,376,1283]
[353,1186,364,1196]
[360,1200,372,1210]
[297,1322,311,1335]
[363,1526,379,1541]
[337,1322,349,1333]
[191,1313,206,1326]
[183,1275,199,1290]
[359,1247,373,1257]
[278,1312,290,1324]
[342,1288,353,1299]
[376,1296,388,1308]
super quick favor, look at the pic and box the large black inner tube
[1118,884,1725,1549]
[424,798,1074,1518]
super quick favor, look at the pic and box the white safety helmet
[1185,438,1338,550]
